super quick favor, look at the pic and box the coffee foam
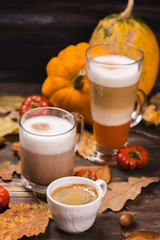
[91,107,133,126]
[87,55,141,88]
[20,115,75,154]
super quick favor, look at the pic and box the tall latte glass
[19,107,84,194]
[86,42,145,158]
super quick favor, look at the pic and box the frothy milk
[87,55,141,126]
[20,115,75,155]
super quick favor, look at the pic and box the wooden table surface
[0,83,160,240]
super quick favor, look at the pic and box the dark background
[0,0,160,91]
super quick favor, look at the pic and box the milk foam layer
[87,55,141,126]
[20,115,75,154]
[87,55,140,88]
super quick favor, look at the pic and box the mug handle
[72,112,84,152]
[130,89,147,128]
[95,179,107,198]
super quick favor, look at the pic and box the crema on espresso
[51,183,98,205]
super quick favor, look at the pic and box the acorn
[119,212,135,227]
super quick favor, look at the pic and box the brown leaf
[0,202,49,240]
[98,176,160,213]
[77,130,95,159]
[74,165,111,183]
[0,161,21,180]
[0,136,5,146]
[32,199,52,219]
[124,230,160,239]
[12,142,20,157]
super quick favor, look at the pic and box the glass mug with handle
[86,42,146,161]
[19,107,84,194]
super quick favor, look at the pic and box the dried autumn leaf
[74,165,111,183]
[0,117,19,136]
[77,130,95,159]
[124,230,160,239]
[0,161,21,180]
[32,199,52,219]
[98,176,160,213]
[143,92,160,127]
[0,202,49,240]
[7,110,20,121]
[0,95,24,113]
[143,104,160,126]
[0,136,5,146]
[12,142,20,157]
[150,92,160,109]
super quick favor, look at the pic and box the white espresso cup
[47,176,107,233]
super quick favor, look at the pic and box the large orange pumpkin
[42,42,92,125]
[89,0,160,95]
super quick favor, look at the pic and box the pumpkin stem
[73,69,86,90]
[120,0,134,18]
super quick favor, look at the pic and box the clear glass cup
[86,42,146,162]
[19,107,84,194]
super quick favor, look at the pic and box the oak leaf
[77,130,95,159]
[98,176,160,213]
[32,199,52,219]
[0,161,21,180]
[124,230,160,239]
[74,165,111,183]
[0,202,49,240]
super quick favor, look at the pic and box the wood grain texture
[0,83,160,239]
[0,0,159,88]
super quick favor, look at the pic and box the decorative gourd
[89,0,160,95]
[42,42,92,125]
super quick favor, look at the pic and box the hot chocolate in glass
[19,107,84,194]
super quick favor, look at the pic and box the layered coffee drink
[87,54,141,151]
[20,115,75,188]
[51,183,98,205]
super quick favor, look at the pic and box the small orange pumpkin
[42,42,92,125]
[89,0,160,95]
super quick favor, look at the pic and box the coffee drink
[51,183,98,205]
[87,54,141,150]
[20,115,76,187]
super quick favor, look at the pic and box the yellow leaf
[0,117,19,136]
[0,95,24,113]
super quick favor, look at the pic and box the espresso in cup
[47,176,107,233]
[51,183,98,205]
